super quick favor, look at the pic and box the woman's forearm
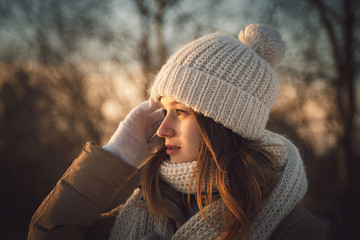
[28,142,137,240]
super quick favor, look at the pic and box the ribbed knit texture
[151,24,286,140]
[109,188,176,240]
[109,131,308,240]
[247,132,307,240]
[159,160,220,194]
[159,160,199,194]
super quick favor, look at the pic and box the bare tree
[118,0,219,101]
[128,0,182,100]
[0,0,117,239]
[311,0,360,238]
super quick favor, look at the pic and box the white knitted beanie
[151,24,286,140]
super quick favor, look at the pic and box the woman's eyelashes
[162,108,188,117]
[175,109,187,116]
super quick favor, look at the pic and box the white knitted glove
[102,99,164,169]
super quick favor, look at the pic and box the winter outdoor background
[0,0,359,239]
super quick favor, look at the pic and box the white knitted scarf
[110,131,308,240]
[159,160,214,194]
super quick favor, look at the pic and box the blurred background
[0,0,359,239]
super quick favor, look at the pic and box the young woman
[28,24,326,240]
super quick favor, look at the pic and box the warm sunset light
[0,0,359,239]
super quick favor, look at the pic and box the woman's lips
[166,145,180,155]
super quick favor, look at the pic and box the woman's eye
[162,108,187,117]
[176,109,186,116]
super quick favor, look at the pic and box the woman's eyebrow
[159,100,184,109]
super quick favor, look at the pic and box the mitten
[103,98,164,168]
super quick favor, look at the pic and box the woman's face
[157,96,202,164]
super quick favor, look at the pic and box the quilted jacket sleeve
[27,142,138,240]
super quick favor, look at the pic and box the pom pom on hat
[239,24,286,68]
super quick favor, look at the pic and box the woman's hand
[102,98,164,168]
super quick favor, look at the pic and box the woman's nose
[157,115,175,138]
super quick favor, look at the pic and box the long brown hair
[141,112,280,240]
